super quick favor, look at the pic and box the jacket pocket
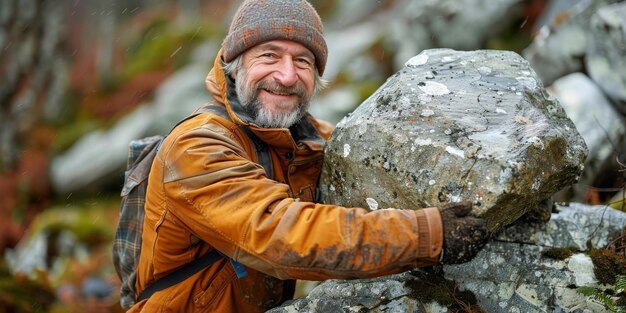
[192,263,237,308]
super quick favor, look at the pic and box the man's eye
[296,58,312,66]
[261,53,277,59]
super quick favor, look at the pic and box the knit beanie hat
[222,0,328,75]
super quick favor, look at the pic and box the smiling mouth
[262,88,295,97]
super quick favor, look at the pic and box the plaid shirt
[113,135,163,309]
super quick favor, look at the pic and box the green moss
[541,247,581,260]
[588,248,626,285]
[407,268,485,312]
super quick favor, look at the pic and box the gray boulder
[548,73,626,202]
[269,203,626,312]
[586,2,626,113]
[386,0,522,70]
[320,49,587,230]
[522,0,621,86]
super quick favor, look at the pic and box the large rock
[548,73,626,201]
[447,203,626,312]
[586,2,626,113]
[269,203,626,312]
[522,0,621,86]
[320,49,587,230]
[385,0,522,70]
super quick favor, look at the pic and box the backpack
[112,104,272,309]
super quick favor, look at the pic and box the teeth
[266,89,289,96]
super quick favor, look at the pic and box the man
[130,0,489,312]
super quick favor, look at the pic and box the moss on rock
[407,269,485,312]
[541,247,581,260]
[588,248,626,285]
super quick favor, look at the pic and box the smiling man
[233,40,317,128]
[128,0,489,312]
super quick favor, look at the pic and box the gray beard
[235,70,310,129]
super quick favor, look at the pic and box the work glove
[438,201,489,265]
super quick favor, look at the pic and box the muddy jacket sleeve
[158,116,443,281]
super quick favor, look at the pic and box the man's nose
[273,57,299,87]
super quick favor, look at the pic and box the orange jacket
[129,50,443,312]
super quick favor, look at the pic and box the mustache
[255,79,307,98]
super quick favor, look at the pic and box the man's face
[236,40,316,128]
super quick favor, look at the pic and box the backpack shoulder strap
[238,126,273,179]
[136,249,224,303]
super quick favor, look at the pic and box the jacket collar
[205,49,325,151]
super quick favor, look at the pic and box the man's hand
[439,201,489,264]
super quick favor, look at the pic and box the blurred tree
[0,0,69,172]
[0,0,70,253]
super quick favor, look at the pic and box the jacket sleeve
[160,120,443,281]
